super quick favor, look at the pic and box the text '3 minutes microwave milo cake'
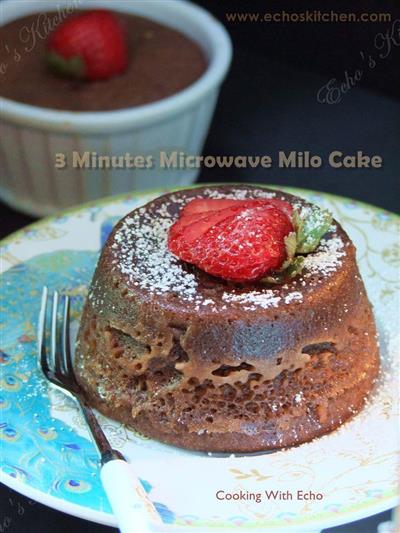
[75,185,380,453]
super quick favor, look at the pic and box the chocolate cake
[75,185,380,452]
[0,11,206,111]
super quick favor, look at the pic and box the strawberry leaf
[284,231,297,260]
[47,52,85,79]
[280,231,297,270]
[293,206,332,254]
[261,256,305,284]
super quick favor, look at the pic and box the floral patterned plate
[0,186,398,532]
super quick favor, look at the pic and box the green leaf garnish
[293,206,332,254]
[259,203,333,285]
[261,257,305,285]
[47,52,85,79]
[278,232,297,271]
[284,231,297,259]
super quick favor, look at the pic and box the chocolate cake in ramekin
[75,185,380,452]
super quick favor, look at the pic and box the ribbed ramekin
[0,0,231,216]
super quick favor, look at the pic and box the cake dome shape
[75,185,380,452]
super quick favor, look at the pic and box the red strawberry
[169,203,294,281]
[182,197,293,218]
[47,10,128,81]
[168,211,211,241]
[169,206,252,262]
[182,198,246,216]
[170,204,258,243]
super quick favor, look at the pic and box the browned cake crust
[75,185,380,452]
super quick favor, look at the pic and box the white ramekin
[0,0,232,216]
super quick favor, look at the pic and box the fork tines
[38,287,74,388]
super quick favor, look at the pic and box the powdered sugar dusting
[285,291,303,304]
[203,188,277,200]
[303,236,346,275]
[221,288,304,310]
[113,210,198,300]
[222,291,282,309]
[109,187,347,310]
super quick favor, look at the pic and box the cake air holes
[212,362,255,377]
[301,342,337,355]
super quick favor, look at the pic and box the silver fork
[38,287,161,533]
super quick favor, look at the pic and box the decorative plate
[0,186,398,532]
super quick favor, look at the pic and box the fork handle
[101,459,162,533]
